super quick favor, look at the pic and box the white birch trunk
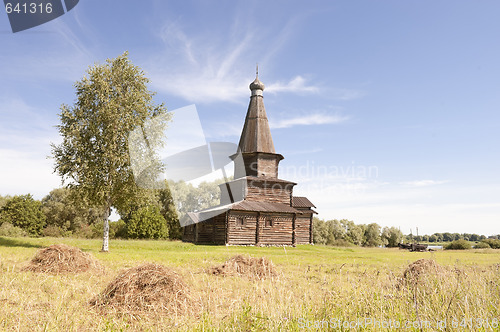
[101,205,110,252]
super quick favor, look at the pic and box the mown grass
[0,236,499,331]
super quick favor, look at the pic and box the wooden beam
[194,223,199,244]
[309,213,313,244]
[224,211,229,245]
[255,211,260,245]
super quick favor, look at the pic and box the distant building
[182,74,316,245]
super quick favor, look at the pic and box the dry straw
[90,263,192,314]
[23,244,102,274]
[209,254,278,279]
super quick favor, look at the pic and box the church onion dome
[249,77,265,92]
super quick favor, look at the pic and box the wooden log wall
[193,214,226,244]
[183,224,195,242]
[227,212,258,245]
[257,213,294,245]
[295,214,313,244]
[245,180,293,205]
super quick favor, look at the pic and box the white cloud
[400,180,448,187]
[0,97,61,199]
[146,20,356,104]
[266,76,319,94]
[147,25,252,103]
[270,113,348,129]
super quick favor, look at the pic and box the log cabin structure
[182,74,316,245]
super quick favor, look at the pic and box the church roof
[186,201,302,225]
[238,75,276,154]
[292,196,316,208]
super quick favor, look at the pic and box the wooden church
[182,74,316,245]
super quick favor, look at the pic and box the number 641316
[5,2,53,14]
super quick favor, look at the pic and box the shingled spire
[235,71,284,179]
[238,73,275,153]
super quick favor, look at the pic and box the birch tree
[52,52,169,251]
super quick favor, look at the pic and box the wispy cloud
[400,180,448,187]
[146,19,346,104]
[266,76,319,94]
[147,22,253,103]
[270,113,348,129]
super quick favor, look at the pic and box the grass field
[0,237,499,331]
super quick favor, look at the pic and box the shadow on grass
[0,237,43,248]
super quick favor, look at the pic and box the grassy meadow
[0,236,499,331]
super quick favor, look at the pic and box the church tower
[182,70,316,246]
[235,74,284,179]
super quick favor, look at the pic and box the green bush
[42,188,105,233]
[126,206,168,239]
[474,241,491,249]
[71,223,101,239]
[90,221,106,239]
[481,238,500,249]
[42,225,71,238]
[110,219,127,239]
[0,222,28,237]
[445,239,472,250]
[0,194,46,236]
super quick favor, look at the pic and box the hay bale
[209,255,277,279]
[90,263,189,313]
[23,244,102,273]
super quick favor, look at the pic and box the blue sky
[1,1,499,235]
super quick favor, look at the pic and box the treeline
[313,218,500,247]
[0,180,221,240]
[407,233,497,242]
[313,218,403,247]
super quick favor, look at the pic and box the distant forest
[1,191,499,250]
[312,217,499,248]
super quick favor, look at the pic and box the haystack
[399,259,445,287]
[90,263,190,313]
[23,244,102,273]
[403,259,442,279]
[209,255,277,279]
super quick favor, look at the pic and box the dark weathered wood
[256,211,261,245]
[224,211,228,244]
[309,213,313,244]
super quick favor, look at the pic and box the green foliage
[474,241,491,249]
[158,184,181,240]
[481,238,500,249]
[51,52,170,251]
[0,194,46,236]
[312,217,327,244]
[42,188,104,232]
[342,220,363,245]
[0,195,11,210]
[125,206,168,239]
[42,225,71,238]
[167,179,223,232]
[362,223,382,247]
[110,219,128,239]
[381,226,404,247]
[445,239,472,250]
[0,222,28,237]
[168,179,222,214]
[313,218,365,246]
